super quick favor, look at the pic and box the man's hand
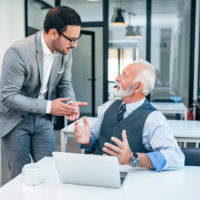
[103,130,133,165]
[67,101,88,121]
[51,98,77,116]
[74,116,91,146]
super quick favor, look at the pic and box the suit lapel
[47,55,63,95]
[35,31,43,85]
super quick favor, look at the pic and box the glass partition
[151,0,191,106]
[27,0,54,35]
[61,0,103,22]
[108,0,147,100]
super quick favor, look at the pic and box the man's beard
[52,40,73,55]
[114,83,134,97]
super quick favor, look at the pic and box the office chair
[181,148,200,166]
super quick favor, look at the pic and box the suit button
[21,115,25,118]
[115,126,118,128]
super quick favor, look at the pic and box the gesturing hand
[74,116,91,146]
[51,97,77,116]
[67,101,88,121]
[103,130,133,165]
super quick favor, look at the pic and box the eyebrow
[123,71,128,76]
[68,36,79,40]
[67,35,81,40]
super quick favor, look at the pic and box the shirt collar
[123,98,145,115]
[41,31,60,56]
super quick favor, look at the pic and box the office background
[1,0,200,119]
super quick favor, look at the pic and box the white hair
[132,59,156,95]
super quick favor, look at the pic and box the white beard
[114,83,134,97]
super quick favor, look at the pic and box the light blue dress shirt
[82,98,185,171]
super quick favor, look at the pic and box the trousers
[2,114,55,179]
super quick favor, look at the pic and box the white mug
[22,163,43,186]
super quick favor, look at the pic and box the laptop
[53,152,128,188]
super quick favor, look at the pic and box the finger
[75,121,79,126]
[57,97,70,102]
[103,153,109,156]
[122,130,128,144]
[104,142,120,153]
[76,102,88,106]
[62,110,76,115]
[103,147,118,157]
[61,104,76,113]
[68,115,73,121]
[111,137,123,148]
[75,112,80,120]
[83,116,89,127]
[74,121,79,131]
[70,115,76,121]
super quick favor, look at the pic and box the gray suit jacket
[0,31,76,137]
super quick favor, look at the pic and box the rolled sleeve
[143,111,184,171]
[147,152,167,171]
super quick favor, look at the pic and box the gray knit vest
[94,99,156,155]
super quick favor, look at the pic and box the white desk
[0,157,200,200]
[151,102,187,120]
[60,117,200,152]
[168,120,200,148]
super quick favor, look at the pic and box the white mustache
[114,82,121,89]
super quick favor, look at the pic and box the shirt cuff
[46,101,52,114]
[79,136,96,152]
[147,152,167,171]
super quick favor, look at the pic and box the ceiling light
[111,8,125,26]
[111,0,125,26]
[125,26,137,39]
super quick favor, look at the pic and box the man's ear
[134,82,144,93]
[48,28,59,39]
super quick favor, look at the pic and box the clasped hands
[51,97,88,121]
[74,116,133,165]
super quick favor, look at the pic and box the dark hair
[44,6,81,33]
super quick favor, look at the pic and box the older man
[74,59,184,171]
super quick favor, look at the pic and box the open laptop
[53,152,128,189]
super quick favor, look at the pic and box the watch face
[130,154,140,167]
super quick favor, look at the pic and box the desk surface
[151,102,187,112]
[168,120,200,138]
[61,117,200,139]
[0,157,200,200]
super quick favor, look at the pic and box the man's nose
[71,41,78,48]
[115,75,120,82]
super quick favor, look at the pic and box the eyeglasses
[57,30,81,45]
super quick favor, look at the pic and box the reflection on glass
[151,0,191,106]
[27,0,53,35]
[61,0,103,22]
[108,0,146,100]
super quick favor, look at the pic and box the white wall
[0,0,25,74]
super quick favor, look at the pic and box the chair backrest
[181,148,200,166]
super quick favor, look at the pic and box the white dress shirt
[88,98,184,171]
[39,32,59,113]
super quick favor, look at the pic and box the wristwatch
[129,152,140,167]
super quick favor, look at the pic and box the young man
[0,6,87,178]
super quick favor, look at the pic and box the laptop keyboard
[120,172,128,184]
